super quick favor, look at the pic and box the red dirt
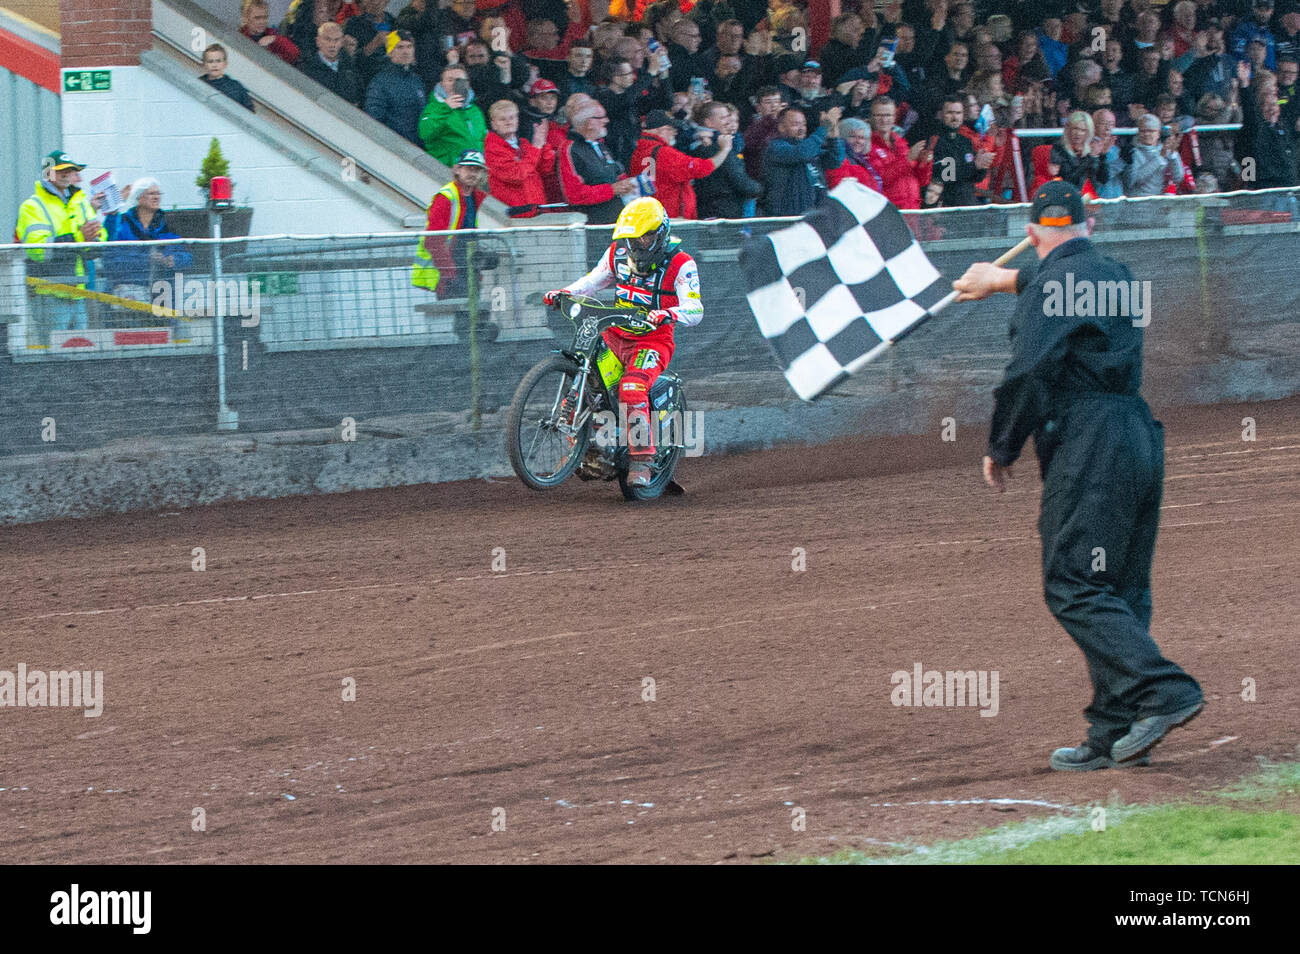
[2,398,1297,863]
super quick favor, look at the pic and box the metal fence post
[210,211,239,431]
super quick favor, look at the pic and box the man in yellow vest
[412,148,497,299]
[15,151,108,332]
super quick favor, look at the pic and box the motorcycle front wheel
[506,355,591,490]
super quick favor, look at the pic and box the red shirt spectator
[629,111,729,219]
[866,103,932,210]
[485,100,556,216]
[419,152,489,295]
[826,120,883,193]
[242,0,300,65]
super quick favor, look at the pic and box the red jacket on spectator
[959,124,998,196]
[241,27,299,66]
[868,131,931,210]
[827,155,884,193]
[485,130,556,216]
[539,119,569,204]
[423,180,487,278]
[629,134,715,219]
[477,0,526,51]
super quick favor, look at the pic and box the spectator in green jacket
[419,62,488,168]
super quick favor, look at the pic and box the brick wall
[58,0,151,69]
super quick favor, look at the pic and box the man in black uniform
[926,94,992,208]
[953,180,1204,771]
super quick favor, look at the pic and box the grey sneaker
[1111,701,1204,764]
[1050,743,1150,771]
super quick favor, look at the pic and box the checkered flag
[740,181,953,401]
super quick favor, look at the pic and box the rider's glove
[647,308,673,327]
[543,289,564,308]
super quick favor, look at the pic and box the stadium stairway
[147,0,550,232]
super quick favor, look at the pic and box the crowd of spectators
[204,0,1300,218]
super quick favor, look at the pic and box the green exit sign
[63,70,112,92]
[248,273,299,296]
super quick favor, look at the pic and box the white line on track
[7,563,644,624]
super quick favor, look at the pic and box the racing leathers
[555,238,702,458]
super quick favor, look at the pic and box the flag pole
[841,234,1033,378]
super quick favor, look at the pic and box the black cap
[643,109,674,129]
[1030,179,1086,226]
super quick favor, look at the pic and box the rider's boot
[625,403,655,487]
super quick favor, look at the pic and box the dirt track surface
[2,398,1298,864]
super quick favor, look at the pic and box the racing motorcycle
[506,293,688,501]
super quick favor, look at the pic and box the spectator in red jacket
[628,109,732,219]
[413,149,495,299]
[485,99,555,216]
[826,117,884,193]
[866,95,932,210]
[517,80,567,203]
[242,0,300,65]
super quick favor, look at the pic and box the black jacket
[344,12,396,91]
[1237,92,1300,188]
[1050,143,1108,191]
[300,50,362,107]
[929,127,980,207]
[561,129,626,224]
[818,35,876,89]
[395,1,447,90]
[364,62,427,144]
[200,73,254,111]
[989,238,1147,472]
[597,75,667,168]
[691,132,763,219]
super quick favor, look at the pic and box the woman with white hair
[1123,113,1185,196]
[1049,110,1109,191]
[104,177,193,308]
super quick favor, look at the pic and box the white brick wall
[60,65,399,235]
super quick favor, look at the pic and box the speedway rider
[544,197,702,487]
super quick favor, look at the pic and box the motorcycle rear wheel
[618,396,686,501]
[506,355,591,490]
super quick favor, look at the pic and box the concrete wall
[58,62,404,234]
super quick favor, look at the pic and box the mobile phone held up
[879,37,898,70]
[648,38,670,70]
[453,77,470,98]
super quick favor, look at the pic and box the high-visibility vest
[15,180,106,297]
[411,181,461,292]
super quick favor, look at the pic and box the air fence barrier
[2,189,1299,523]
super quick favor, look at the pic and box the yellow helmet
[612,197,672,274]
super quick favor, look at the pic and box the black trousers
[1037,395,1203,753]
